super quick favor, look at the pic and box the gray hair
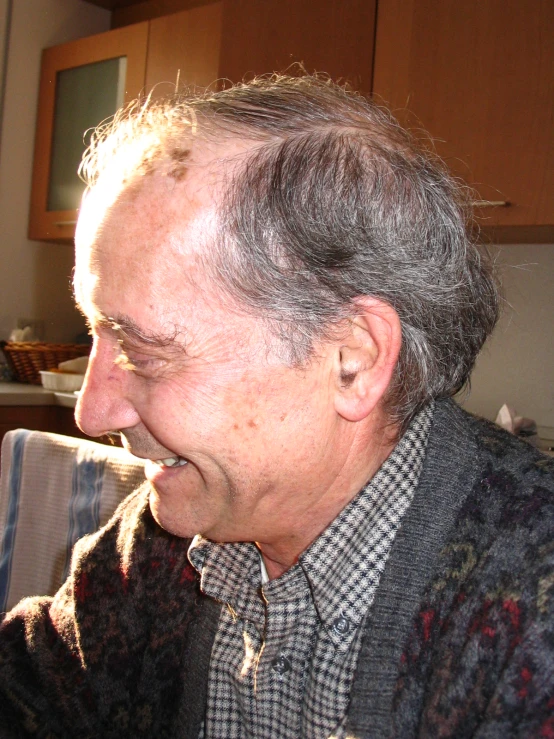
[81,75,499,430]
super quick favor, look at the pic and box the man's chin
[147,483,198,539]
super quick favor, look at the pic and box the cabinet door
[146,3,222,98]
[29,23,149,243]
[373,0,554,241]
[0,406,61,449]
[219,0,376,93]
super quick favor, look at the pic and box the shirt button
[332,615,351,636]
[271,654,292,675]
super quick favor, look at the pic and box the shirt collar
[188,538,261,606]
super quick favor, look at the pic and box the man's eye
[115,345,163,374]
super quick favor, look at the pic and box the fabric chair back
[0,429,145,612]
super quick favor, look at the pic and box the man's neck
[257,415,399,580]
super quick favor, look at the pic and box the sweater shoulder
[392,408,554,737]
[348,401,554,738]
[0,484,203,736]
[452,409,554,551]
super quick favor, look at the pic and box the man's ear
[333,297,402,422]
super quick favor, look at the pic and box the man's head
[78,74,499,429]
[73,75,498,560]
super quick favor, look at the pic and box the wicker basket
[1,342,90,385]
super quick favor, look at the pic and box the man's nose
[76,340,140,438]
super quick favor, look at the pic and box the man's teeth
[158,456,187,467]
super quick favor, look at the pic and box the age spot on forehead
[168,147,191,181]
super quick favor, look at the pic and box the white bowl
[39,371,85,392]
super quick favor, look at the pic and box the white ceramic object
[58,356,89,373]
[39,371,85,392]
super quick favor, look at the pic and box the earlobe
[334,298,401,423]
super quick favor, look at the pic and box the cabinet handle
[472,200,509,208]
[53,220,77,226]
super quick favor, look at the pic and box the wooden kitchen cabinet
[29,23,149,242]
[146,3,222,98]
[29,4,221,242]
[0,406,60,446]
[372,0,554,242]
[33,0,554,243]
[110,0,377,92]
[0,406,82,448]
[218,0,376,93]
[0,405,117,450]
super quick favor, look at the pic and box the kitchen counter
[0,382,77,408]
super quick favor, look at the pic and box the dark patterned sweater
[0,399,553,738]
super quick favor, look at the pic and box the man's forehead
[76,131,260,254]
[77,166,220,278]
[74,190,224,346]
[74,135,260,328]
[74,236,211,325]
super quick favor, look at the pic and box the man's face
[74,150,353,549]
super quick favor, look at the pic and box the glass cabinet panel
[29,22,148,241]
[48,57,127,212]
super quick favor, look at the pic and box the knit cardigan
[0,399,553,738]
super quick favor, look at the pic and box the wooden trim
[28,22,149,242]
[111,0,213,28]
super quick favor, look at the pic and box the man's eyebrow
[101,313,185,351]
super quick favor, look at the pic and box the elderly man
[1,75,553,737]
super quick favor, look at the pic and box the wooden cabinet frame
[372,0,554,241]
[28,23,149,242]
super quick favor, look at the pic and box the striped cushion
[0,429,145,612]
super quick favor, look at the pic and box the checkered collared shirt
[189,404,434,738]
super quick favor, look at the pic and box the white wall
[0,0,110,342]
[458,243,554,437]
[0,1,9,128]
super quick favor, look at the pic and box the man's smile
[155,456,188,467]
